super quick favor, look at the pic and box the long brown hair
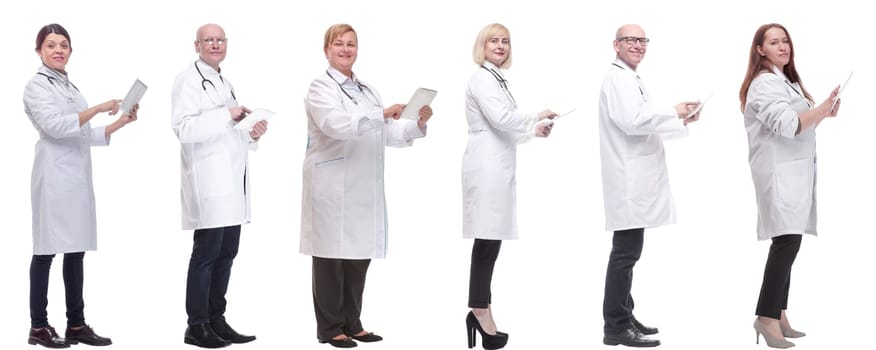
[738,23,812,112]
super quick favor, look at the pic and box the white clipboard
[120,79,147,115]
[401,88,437,120]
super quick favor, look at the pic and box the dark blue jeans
[186,225,241,326]
[30,252,86,329]
[603,228,644,334]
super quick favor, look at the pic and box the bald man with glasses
[597,24,700,348]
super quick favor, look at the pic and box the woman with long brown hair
[739,23,841,348]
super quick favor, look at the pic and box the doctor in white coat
[461,23,556,350]
[739,23,840,349]
[24,23,137,348]
[172,23,266,349]
[300,23,432,348]
[598,24,699,348]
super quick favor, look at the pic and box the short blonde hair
[472,23,511,69]
[323,23,356,51]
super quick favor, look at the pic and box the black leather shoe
[211,319,256,344]
[319,336,357,348]
[603,328,660,347]
[184,323,231,348]
[28,327,70,348]
[632,317,659,335]
[351,332,383,342]
[65,325,112,346]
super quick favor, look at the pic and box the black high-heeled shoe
[466,311,508,350]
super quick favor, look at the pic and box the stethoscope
[326,70,376,106]
[480,65,517,105]
[612,62,647,102]
[38,65,80,101]
[195,60,236,102]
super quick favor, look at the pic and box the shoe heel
[467,325,476,348]
[755,330,760,345]
[466,315,476,348]
[28,339,37,345]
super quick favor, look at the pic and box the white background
[1,1,872,349]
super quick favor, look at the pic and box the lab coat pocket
[196,153,233,198]
[311,157,345,236]
[774,159,811,206]
[626,153,661,202]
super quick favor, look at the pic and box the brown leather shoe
[65,325,112,346]
[28,326,70,348]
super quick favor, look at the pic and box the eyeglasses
[198,38,228,46]
[617,36,649,46]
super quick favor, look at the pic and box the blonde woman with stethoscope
[300,23,433,348]
[462,23,556,350]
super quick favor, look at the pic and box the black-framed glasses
[198,37,228,46]
[617,36,649,46]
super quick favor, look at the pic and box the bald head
[194,23,228,70]
[613,24,647,70]
[615,24,644,40]
[197,23,224,40]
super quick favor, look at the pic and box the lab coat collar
[196,59,222,76]
[612,59,639,78]
[770,65,788,80]
[327,66,360,86]
[481,61,503,76]
[38,64,71,83]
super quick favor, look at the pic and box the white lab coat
[598,59,688,232]
[171,60,254,230]
[461,62,539,240]
[24,65,109,255]
[744,69,816,240]
[300,67,425,259]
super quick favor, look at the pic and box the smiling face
[37,33,71,73]
[614,24,647,70]
[195,24,227,70]
[325,30,358,77]
[484,32,510,67]
[757,27,791,70]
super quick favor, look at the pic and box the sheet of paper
[234,108,274,131]
[685,91,714,119]
[120,79,147,115]
[831,70,853,112]
[401,88,437,120]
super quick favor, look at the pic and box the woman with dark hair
[739,23,840,349]
[24,23,138,348]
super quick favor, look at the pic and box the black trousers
[312,257,371,341]
[756,234,802,319]
[603,228,644,334]
[30,252,86,329]
[186,225,241,326]
[468,239,502,308]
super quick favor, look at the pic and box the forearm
[104,119,126,137]
[78,106,101,126]
[796,105,828,134]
